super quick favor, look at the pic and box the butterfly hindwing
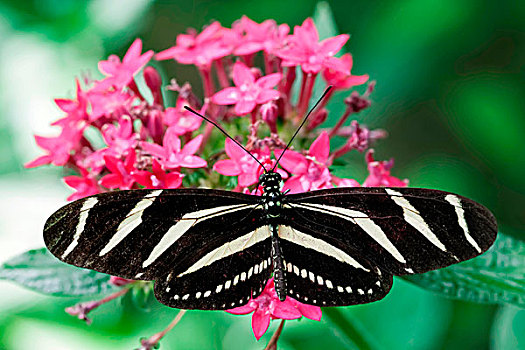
[284,187,497,276]
[44,189,263,281]
[278,225,393,307]
[154,225,273,310]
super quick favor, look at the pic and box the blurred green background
[0,0,523,349]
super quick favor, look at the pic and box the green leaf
[403,233,525,308]
[0,248,116,296]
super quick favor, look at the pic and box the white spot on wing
[99,190,162,257]
[445,194,482,253]
[62,197,99,259]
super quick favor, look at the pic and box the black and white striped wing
[283,187,497,276]
[44,189,272,309]
[278,225,393,307]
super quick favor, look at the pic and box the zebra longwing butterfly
[43,89,497,310]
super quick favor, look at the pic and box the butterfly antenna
[271,86,333,172]
[184,106,268,173]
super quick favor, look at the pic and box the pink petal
[309,131,330,164]
[238,173,258,187]
[298,18,319,44]
[232,61,255,86]
[224,138,247,162]
[255,90,280,104]
[226,304,256,315]
[140,141,166,159]
[212,87,241,105]
[338,74,369,89]
[282,175,306,194]
[252,309,271,340]
[155,46,179,60]
[340,53,354,70]
[323,56,349,75]
[213,159,241,176]
[103,155,120,174]
[63,175,83,188]
[181,134,203,155]
[123,38,142,63]
[165,172,183,188]
[256,73,282,89]
[271,299,302,319]
[132,171,153,188]
[293,302,322,321]
[164,128,182,152]
[25,155,52,168]
[99,173,121,189]
[178,155,207,168]
[319,34,349,56]
[273,149,308,174]
[234,100,256,115]
[197,21,222,43]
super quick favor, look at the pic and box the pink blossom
[98,38,154,89]
[133,159,184,189]
[275,131,333,193]
[213,138,270,187]
[322,53,369,89]
[211,61,282,115]
[333,177,360,188]
[25,122,86,168]
[363,150,408,187]
[102,115,138,158]
[99,150,137,190]
[63,168,100,201]
[156,22,231,68]
[227,278,321,340]
[52,80,88,126]
[233,16,289,56]
[140,128,206,170]
[276,18,349,74]
[163,98,203,135]
[87,90,133,122]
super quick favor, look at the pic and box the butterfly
[43,88,497,310]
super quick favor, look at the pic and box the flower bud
[260,101,278,133]
[307,108,327,131]
[144,66,163,105]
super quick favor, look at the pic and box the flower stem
[264,319,285,350]
[296,72,318,121]
[263,52,273,74]
[214,59,230,89]
[139,310,187,349]
[128,79,146,101]
[198,67,215,99]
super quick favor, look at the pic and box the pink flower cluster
[27,16,407,341]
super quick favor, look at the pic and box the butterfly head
[259,172,283,193]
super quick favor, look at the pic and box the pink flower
[213,138,270,187]
[227,278,321,340]
[277,18,349,74]
[322,53,369,89]
[133,159,184,189]
[275,131,333,193]
[363,150,408,187]
[211,61,282,115]
[99,150,137,190]
[87,90,133,122]
[98,38,154,89]
[102,115,138,158]
[233,16,289,56]
[52,80,88,126]
[333,177,360,188]
[163,98,203,135]
[156,22,231,68]
[140,129,207,170]
[63,168,100,201]
[25,122,86,168]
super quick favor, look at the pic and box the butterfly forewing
[278,225,393,306]
[44,189,263,280]
[284,187,497,276]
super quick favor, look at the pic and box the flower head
[227,278,321,340]
[98,38,154,89]
[63,168,100,201]
[322,53,369,89]
[233,16,289,56]
[156,22,231,68]
[99,150,137,190]
[133,159,184,189]
[163,98,203,135]
[140,129,207,170]
[277,18,349,74]
[275,131,333,193]
[363,150,408,187]
[211,61,281,115]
